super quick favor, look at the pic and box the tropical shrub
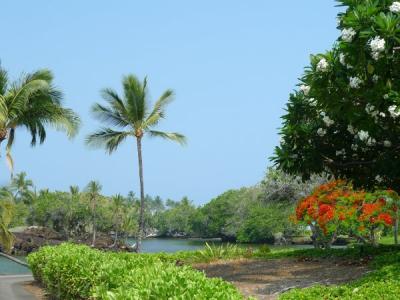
[28,243,248,300]
[295,180,399,248]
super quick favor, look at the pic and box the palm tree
[111,194,125,247]
[0,65,80,174]
[85,181,102,247]
[0,188,15,253]
[86,75,186,252]
[10,172,33,202]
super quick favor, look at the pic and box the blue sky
[0,1,341,204]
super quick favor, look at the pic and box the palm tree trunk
[136,136,145,253]
[91,197,96,247]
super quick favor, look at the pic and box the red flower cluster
[295,180,398,239]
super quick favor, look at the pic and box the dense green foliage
[0,65,80,174]
[273,0,400,191]
[1,168,326,249]
[28,243,248,300]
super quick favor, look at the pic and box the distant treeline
[5,169,327,244]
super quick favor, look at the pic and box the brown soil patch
[195,258,369,300]
[22,281,47,300]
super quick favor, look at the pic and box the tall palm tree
[85,181,102,247]
[111,194,125,247]
[0,65,80,174]
[86,75,186,252]
[0,188,15,253]
[10,172,33,201]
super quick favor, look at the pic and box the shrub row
[27,243,248,300]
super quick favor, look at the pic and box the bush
[28,243,248,300]
[295,180,398,248]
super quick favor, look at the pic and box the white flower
[365,104,375,114]
[308,98,317,107]
[323,115,335,127]
[347,125,356,134]
[372,75,379,83]
[379,112,386,118]
[349,76,363,89]
[384,140,392,147]
[367,137,376,146]
[300,84,310,95]
[351,144,358,151]
[388,105,400,118]
[384,94,390,100]
[339,53,346,66]
[336,149,346,156]
[369,37,385,60]
[390,2,400,13]
[341,28,357,42]
[317,58,329,72]
[317,128,327,137]
[375,175,383,183]
[358,130,370,142]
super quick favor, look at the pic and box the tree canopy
[273,0,400,191]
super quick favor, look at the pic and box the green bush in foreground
[28,243,248,300]
[280,246,400,300]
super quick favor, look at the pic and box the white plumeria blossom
[357,130,370,142]
[308,98,317,107]
[375,175,383,183]
[300,84,310,95]
[384,140,392,147]
[317,128,327,137]
[316,58,329,72]
[341,28,356,42]
[322,115,335,127]
[336,149,346,156]
[347,125,356,135]
[349,76,363,89]
[388,105,400,118]
[369,36,385,60]
[339,53,346,66]
[367,137,376,146]
[390,2,400,13]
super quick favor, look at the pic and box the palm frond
[0,66,8,96]
[145,89,174,128]
[123,75,147,124]
[86,128,131,154]
[149,130,187,145]
[91,103,129,128]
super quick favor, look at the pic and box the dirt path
[195,258,369,299]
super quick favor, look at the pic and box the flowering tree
[273,0,400,242]
[295,181,398,248]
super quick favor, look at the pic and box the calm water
[0,256,30,275]
[0,239,313,275]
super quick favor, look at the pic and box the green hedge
[27,243,248,300]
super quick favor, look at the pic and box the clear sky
[0,1,341,204]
